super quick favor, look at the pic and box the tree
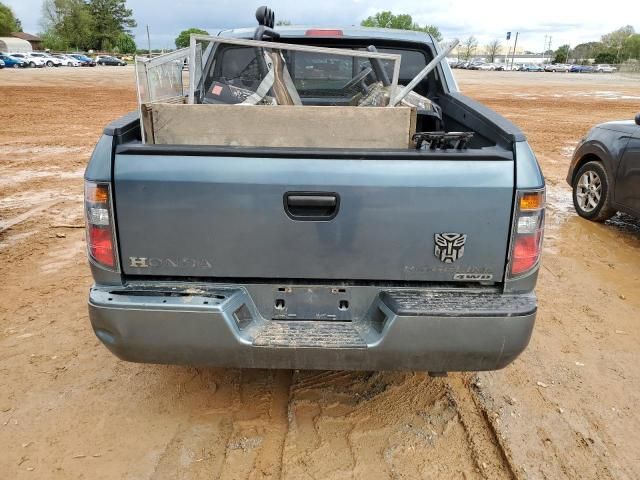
[485,39,501,62]
[361,11,442,42]
[41,30,68,50]
[572,41,602,63]
[40,0,135,51]
[41,0,94,50]
[460,36,478,60]
[88,0,137,50]
[594,51,617,64]
[622,34,640,60]
[175,28,209,49]
[601,25,635,49]
[362,11,411,29]
[0,2,21,35]
[115,31,135,53]
[553,44,570,64]
[420,25,443,42]
[601,25,636,62]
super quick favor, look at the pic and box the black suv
[96,56,127,66]
[568,113,640,221]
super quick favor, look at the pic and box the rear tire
[572,161,616,222]
[29,61,35,68]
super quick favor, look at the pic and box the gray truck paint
[114,154,514,282]
[85,27,544,371]
[89,283,535,371]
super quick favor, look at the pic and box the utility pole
[547,36,552,63]
[510,32,519,70]
[543,35,551,63]
[505,31,511,66]
[146,25,151,56]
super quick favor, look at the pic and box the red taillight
[85,181,118,271]
[89,225,115,268]
[511,231,543,275]
[305,29,343,37]
[509,189,545,277]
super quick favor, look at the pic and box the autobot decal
[434,233,467,263]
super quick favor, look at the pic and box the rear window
[368,48,429,79]
[208,45,429,99]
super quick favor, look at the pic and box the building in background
[0,37,33,54]
[10,32,43,51]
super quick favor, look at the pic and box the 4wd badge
[434,233,467,263]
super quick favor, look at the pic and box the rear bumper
[88,284,536,372]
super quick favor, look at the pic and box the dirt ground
[1,67,639,479]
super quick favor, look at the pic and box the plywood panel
[150,104,416,149]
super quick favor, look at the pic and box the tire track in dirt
[280,371,512,479]
[248,369,293,478]
[146,369,294,479]
[446,374,517,480]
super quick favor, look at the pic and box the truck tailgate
[114,152,514,282]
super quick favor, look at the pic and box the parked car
[467,61,484,70]
[522,64,544,72]
[595,64,616,73]
[9,53,45,68]
[567,113,640,221]
[0,53,26,68]
[28,52,63,67]
[454,60,472,69]
[85,25,545,373]
[95,55,127,66]
[476,62,498,71]
[467,60,488,70]
[570,64,594,73]
[71,54,97,67]
[53,54,81,67]
[544,63,569,72]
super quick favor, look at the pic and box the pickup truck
[85,26,545,373]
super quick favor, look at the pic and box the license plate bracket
[272,286,352,321]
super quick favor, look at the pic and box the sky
[5,0,640,52]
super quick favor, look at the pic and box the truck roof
[219,26,436,44]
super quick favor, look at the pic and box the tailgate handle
[284,192,339,221]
